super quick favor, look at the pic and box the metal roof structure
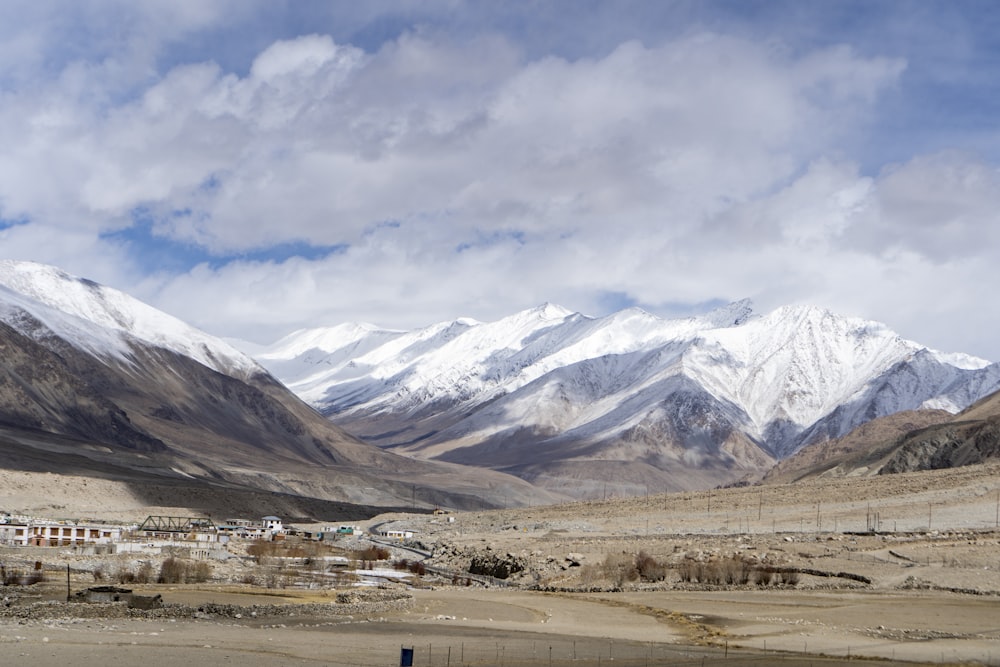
[137,516,216,533]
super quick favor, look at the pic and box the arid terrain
[5,463,1000,665]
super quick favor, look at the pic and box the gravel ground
[5,463,1000,665]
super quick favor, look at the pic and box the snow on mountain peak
[701,298,754,328]
[256,297,1000,469]
[260,321,397,359]
[928,349,991,371]
[522,302,576,321]
[0,260,260,378]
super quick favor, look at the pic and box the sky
[2,1,1000,359]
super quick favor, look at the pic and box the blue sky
[2,1,1000,359]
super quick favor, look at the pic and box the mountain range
[256,301,1000,497]
[0,261,554,518]
[3,259,999,513]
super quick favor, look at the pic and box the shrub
[635,551,666,582]
[754,568,774,586]
[777,570,800,586]
[676,556,755,586]
[153,557,211,584]
[721,556,751,585]
[190,561,213,583]
[115,565,137,584]
[158,557,187,584]
[247,541,280,561]
[353,546,390,561]
[135,561,155,584]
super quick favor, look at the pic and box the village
[2,511,356,549]
[0,509,435,594]
[6,466,1000,665]
[0,511,421,550]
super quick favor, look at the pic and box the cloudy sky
[2,1,1000,359]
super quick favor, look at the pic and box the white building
[0,522,29,546]
[379,529,414,540]
[0,520,129,547]
[262,516,284,535]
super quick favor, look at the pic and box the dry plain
[4,463,1000,665]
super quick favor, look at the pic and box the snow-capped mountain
[256,301,1000,496]
[0,261,552,512]
[0,260,260,380]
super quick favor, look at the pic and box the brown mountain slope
[0,320,559,515]
[763,388,1000,484]
[761,409,951,484]
[880,412,1000,475]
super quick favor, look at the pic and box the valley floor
[1,585,979,666]
[5,463,1000,665]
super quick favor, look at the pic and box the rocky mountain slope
[256,301,1000,497]
[0,261,555,515]
[879,389,1000,475]
[762,387,1000,483]
[760,409,953,484]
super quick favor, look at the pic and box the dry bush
[158,557,187,584]
[136,561,155,584]
[777,569,800,586]
[676,556,755,585]
[598,552,638,587]
[721,556,752,585]
[635,551,666,582]
[754,567,774,586]
[246,541,280,561]
[274,542,329,559]
[601,552,628,581]
[157,557,212,584]
[190,561,212,583]
[113,560,153,584]
[353,546,390,561]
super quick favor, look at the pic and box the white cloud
[852,151,1000,261]
[0,31,903,242]
[3,10,1000,361]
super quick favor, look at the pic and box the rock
[469,552,526,580]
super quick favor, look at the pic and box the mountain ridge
[256,301,1000,497]
[0,261,558,515]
